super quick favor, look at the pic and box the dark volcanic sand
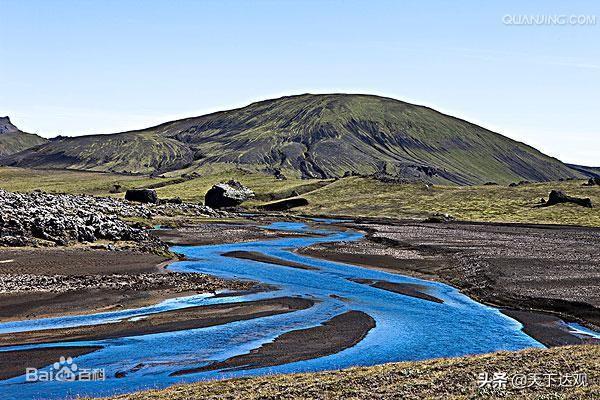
[502,309,600,347]
[172,310,375,376]
[0,248,170,275]
[222,250,318,270]
[0,346,102,380]
[298,220,600,344]
[349,278,444,304]
[0,297,314,347]
[154,222,309,246]
[0,248,253,321]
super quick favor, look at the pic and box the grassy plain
[1,166,598,227]
[303,177,600,227]
[0,167,174,195]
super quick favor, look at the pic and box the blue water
[0,221,545,399]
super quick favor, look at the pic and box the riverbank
[102,344,600,400]
[172,310,375,376]
[0,247,255,321]
[0,346,102,381]
[153,220,313,246]
[1,217,599,400]
[297,218,600,346]
[0,297,313,348]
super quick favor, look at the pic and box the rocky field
[0,189,225,253]
[0,189,259,320]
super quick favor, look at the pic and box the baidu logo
[25,356,105,382]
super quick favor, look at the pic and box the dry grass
[0,167,174,195]
[101,345,599,400]
[302,177,600,227]
[154,169,331,203]
[0,166,330,203]
[1,167,598,227]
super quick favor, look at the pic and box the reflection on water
[0,221,545,399]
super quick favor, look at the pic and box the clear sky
[1,0,598,165]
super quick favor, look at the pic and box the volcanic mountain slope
[567,164,600,178]
[0,117,47,157]
[1,94,583,184]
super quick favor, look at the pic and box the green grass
[101,345,599,400]
[2,167,598,227]
[0,166,331,204]
[154,168,332,203]
[0,167,176,196]
[301,177,600,227]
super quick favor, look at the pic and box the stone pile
[0,190,222,249]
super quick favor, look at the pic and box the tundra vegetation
[1,167,597,226]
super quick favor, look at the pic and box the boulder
[204,180,254,208]
[259,198,309,211]
[543,190,592,208]
[509,180,531,187]
[125,189,158,204]
[583,177,600,186]
[424,213,455,223]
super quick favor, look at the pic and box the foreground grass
[102,345,598,400]
[302,177,600,227]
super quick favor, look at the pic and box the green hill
[0,94,583,184]
[0,117,47,157]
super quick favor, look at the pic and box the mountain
[1,94,583,184]
[567,164,600,179]
[0,117,48,157]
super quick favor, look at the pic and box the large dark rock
[543,190,592,208]
[204,180,254,209]
[509,180,531,187]
[259,198,309,211]
[125,189,158,204]
[583,177,600,186]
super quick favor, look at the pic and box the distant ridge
[1,94,583,184]
[567,164,600,179]
[0,117,48,157]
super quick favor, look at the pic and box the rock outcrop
[543,190,593,208]
[583,177,600,186]
[424,213,456,223]
[509,180,531,187]
[125,189,158,204]
[259,198,309,211]
[204,180,254,208]
[0,190,158,250]
[0,190,224,251]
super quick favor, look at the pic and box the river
[0,220,545,399]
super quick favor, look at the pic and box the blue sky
[1,0,598,165]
